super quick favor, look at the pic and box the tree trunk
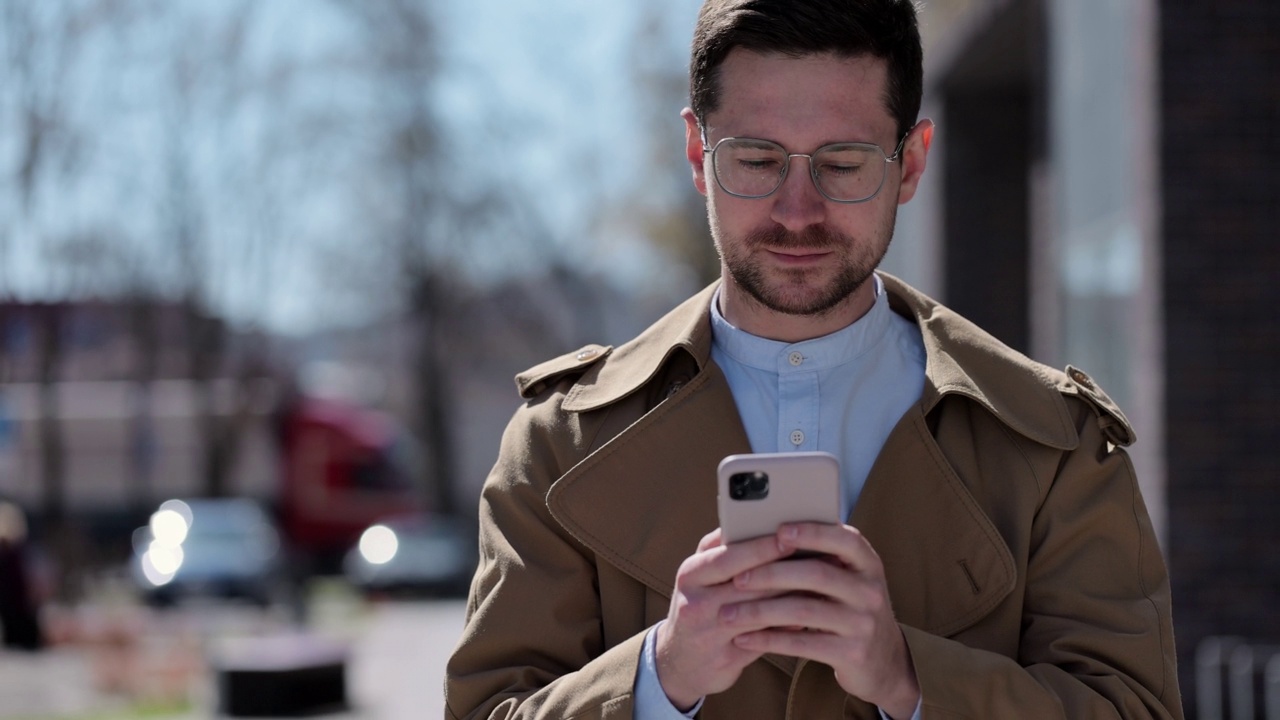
[127,296,159,515]
[36,305,65,529]
[34,304,80,600]
[186,300,233,498]
[412,272,457,516]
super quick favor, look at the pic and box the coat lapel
[542,274,1056,691]
[546,362,750,597]
[785,402,1021,720]
[852,404,1017,638]
[549,363,825,679]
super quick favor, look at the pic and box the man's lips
[765,248,833,264]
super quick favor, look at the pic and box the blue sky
[0,0,705,334]
[430,0,704,277]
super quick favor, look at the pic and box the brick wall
[1161,0,1280,712]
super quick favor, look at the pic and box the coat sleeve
[444,396,642,720]
[901,400,1183,719]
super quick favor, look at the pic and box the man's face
[684,50,928,327]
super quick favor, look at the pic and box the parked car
[131,497,283,607]
[342,514,475,597]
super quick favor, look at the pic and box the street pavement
[0,596,468,720]
[348,599,467,720]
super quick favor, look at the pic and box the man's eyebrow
[727,138,781,150]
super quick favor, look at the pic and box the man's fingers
[679,532,794,587]
[720,592,860,637]
[775,523,881,573]
[731,557,879,609]
[730,627,848,664]
[696,528,724,552]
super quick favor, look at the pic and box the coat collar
[545,272,1073,665]
[560,273,1079,450]
[561,284,717,413]
[879,274,1078,450]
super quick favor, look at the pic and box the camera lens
[729,472,769,500]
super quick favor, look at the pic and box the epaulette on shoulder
[514,344,613,399]
[1062,365,1136,447]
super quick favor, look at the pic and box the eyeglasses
[700,129,910,204]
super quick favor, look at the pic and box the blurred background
[0,0,1275,718]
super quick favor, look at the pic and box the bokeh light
[141,542,185,586]
[150,501,192,547]
[359,525,399,565]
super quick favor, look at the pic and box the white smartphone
[716,451,842,544]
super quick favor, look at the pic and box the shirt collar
[552,273,1079,451]
[710,275,894,373]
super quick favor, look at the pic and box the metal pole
[1198,637,1240,720]
[1265,653,1280,720]
[1230,644,1255,720]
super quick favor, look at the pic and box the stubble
[715,211,897,318]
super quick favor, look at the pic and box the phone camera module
[729,471,770,501]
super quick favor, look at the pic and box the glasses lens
[713,139,788,198]
[812,144,885,202]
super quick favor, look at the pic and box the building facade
[881,0,1280,715]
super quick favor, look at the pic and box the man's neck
[717,275,878,343]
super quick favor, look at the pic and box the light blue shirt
[635,275,927,719]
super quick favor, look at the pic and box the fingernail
[721,605,737,622]
[734,570,751,587]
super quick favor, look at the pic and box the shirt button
[788,351,804,367]
[790,430,805,446]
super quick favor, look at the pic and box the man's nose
[769,156,826,232]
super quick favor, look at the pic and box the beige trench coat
[445,274,1183,720]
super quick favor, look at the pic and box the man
[446,0,1182,718]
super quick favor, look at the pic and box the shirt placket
[777,349,819,452]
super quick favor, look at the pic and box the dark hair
[690,0,923,141]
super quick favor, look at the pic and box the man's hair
[690,0,924,141]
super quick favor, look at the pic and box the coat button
[1069,367,1094,390]
[576,348,599,362]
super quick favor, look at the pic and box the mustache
[744,224,850,250]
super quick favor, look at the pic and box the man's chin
[747,283,855,318]
[725,256,875,318]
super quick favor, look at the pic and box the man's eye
[820,163,866,176]
[737,157,782,172]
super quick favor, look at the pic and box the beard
[715,212,897,318]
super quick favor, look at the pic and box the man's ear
[682,108,709,196]
[896,118,934,205]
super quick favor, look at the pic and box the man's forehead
[706,49,896,144]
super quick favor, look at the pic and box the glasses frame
[700,128,912,204]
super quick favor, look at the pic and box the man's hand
[723,523,920,719]
[654,528,795,710]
